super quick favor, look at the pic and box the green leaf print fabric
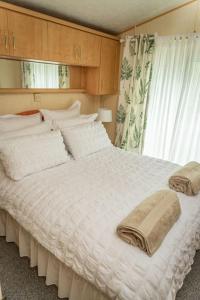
[115,35,155,153]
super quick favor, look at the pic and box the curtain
[22,62,69,88]
[115,34,155,153]
[143,34,200,165]
[58,65,69,88]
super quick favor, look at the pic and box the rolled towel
[169,161,200,196]
[117,190,181,256]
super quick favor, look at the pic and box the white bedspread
[0,147,200,300]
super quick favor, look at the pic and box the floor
[0,237,200,300]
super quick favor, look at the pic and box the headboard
[17,110,40,116]
[0,94,100,116]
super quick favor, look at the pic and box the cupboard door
[48,22,80,65]
[7,11,47,60]
[48,22,101,66]
[0,8,9,56]
[99,38,120,94]
[81,32,101,66]
[86,38,120,95]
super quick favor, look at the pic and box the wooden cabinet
[0,8,9,56]
[80,31,101,66]
[0,2,120,95]
[7,10,47,60]
[47,22,101,66]
[0,9,47,60]
[86,38,120,95]
[48,22,76,64]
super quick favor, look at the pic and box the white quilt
[0,147,200,300]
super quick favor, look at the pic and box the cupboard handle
[101,79,104,91]
[73,45,81,61]
[73,45,78,60]
[78,46,81,59]
[4,35,8,49]
[73,45,75,58]
[76,46,79,60]
[13,35,16,49]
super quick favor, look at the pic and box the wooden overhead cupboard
[0,2,120,95]
[0,7,47,59]
[86,37,120,95]
[47,22,101,67]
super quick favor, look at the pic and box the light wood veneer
[0,1,120,95]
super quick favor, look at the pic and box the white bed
[0,146,200,300]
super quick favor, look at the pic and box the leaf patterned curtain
[115,34,155,153]
[58,65,69,88]
[21,62,32,88]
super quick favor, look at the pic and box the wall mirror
[0,59,70,89]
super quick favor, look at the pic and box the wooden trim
[0,0,119,40]
[17,110,39,115]
[0,88,86,94]
[0,55,104,67]
[120,0,197,34]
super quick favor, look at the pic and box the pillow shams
[61,121,112,159]
[53,113,98,129]
[0,131,69,180]
[0,122,51,140]
[40,100,81,121]
[0,113,41,133]
[0,114,20,118]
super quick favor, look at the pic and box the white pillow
[61,121,112,159]
[0,131,69,181]
[53,113,98,130]
[0,113,41,133]
[0,114,20,118]
[40,100,81,122]
[0,122,51,140]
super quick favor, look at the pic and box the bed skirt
[1,208,200,300]
[0,209,109,300]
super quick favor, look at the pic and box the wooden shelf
[0,88,86,94]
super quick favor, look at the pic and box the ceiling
[4,0,190,34]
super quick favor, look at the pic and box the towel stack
[117,161,200,256]
[117,190,181,256]
[169,161,200,196]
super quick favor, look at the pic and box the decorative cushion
[40,101,81,122]
[0,131,69,181]
[61,121,112,159]
[0,114,20,118]
[53,113,98,129]
[0,122,51,140]
[0,113,42,133]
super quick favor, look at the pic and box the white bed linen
[0,147,200,300]
[0,210,109,300]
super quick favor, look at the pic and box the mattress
[0,147,200,300]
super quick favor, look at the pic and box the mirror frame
[0,58,85,94]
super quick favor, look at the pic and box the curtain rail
[120,34,156,43]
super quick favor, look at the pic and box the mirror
[0,59,70,89]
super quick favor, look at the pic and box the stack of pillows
[0,101,112,181]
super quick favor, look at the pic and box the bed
[0,145,200,300]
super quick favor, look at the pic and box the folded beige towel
[169,161,200,196]
[117,190,181,256]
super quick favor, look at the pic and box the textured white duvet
[0,147,200,300]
